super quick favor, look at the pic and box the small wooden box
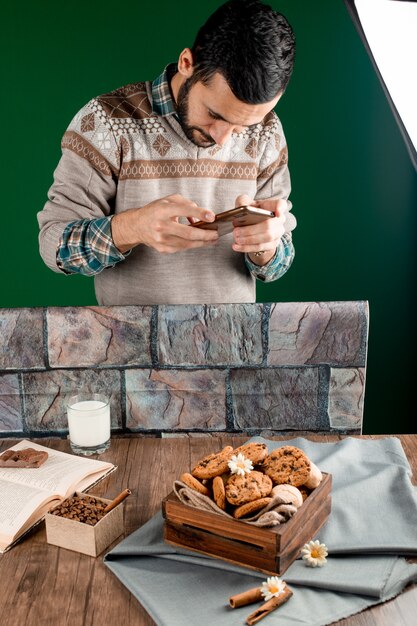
[162,473,332,575]
[45,492,124,557]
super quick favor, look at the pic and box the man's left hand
[231,194,288,266]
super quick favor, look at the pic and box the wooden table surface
[0,434,416,626]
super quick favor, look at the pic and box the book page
[0,478,59,550]
[0,440,114,498]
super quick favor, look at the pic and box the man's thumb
[235,194,253,208]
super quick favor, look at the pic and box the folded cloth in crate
[104,436,417,626]
[173,479,297,526]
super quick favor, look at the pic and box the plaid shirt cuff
[57,217,127,276]
[245,233,295,282]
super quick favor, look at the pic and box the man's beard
[176,79,216,148]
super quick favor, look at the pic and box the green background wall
[1,1,416,434]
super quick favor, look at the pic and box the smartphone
[193,205,274,236]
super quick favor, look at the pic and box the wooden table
[0,434,416,626]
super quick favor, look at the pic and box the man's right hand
[111,194,218,254]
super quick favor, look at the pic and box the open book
[0,440,116,552]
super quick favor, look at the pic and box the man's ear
[177,48,194,79]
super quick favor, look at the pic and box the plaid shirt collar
[151,64,178,117]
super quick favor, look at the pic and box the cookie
[271,484,303,508]
[180,472,211,496]
[212,475,226,510]
[0,448,48,468]
[219,472,229,484]
[225,470,273,505]
[303,461,323,489]
[191,446,234,480]
[232,442,268,465]
[233,497,272,519]
[263,446,311,487]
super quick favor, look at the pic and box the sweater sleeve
[255,113,296,234]
[245,113,296,283]
[37,100,122,274]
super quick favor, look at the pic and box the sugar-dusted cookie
[180,472,211,496]
[263,446,311,487]
[271,484,303,508]
[225,470,272,505]
[191,446,234,480]
[233,497,273,519]
[212,475,226,510]
[303,461,323,489]
[232,442,268,465]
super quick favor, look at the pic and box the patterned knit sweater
[38,69,295,305]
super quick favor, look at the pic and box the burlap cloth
[173,479,297,526]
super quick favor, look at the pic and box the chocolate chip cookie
[191,446,234,480]
[180,472,211,496]
[233,497,273,519]
[212,475,226,510]
[263,446,311,487]
[225,470,273,505]
[232,442,268,465]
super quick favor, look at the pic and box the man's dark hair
[190,0,295,104]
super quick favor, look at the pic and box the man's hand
[231,194,287,266]
[111,194,218,254]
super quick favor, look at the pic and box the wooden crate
[162,473,332,575]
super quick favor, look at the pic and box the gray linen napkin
[256,436,417,553]
[104,437,417,625]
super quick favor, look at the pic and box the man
[38,0,296,305]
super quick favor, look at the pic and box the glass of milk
[67,394,111,456]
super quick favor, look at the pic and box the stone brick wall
[0,301,368,437]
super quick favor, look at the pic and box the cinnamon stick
[103,488,131,514]
[245,586,293,625]
[229,587,263,608]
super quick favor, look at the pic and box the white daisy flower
[260,576,286,601]
[228,453,253,476]
[301,540,328,567]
